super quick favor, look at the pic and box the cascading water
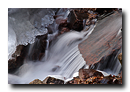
[44,39,49,61]
[8,8,122,84]
[8,21,96,84]
[89,44,122,76]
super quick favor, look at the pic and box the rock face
[79,11,122,65]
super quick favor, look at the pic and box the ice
[8,24,17,60]
[8,8,57,59]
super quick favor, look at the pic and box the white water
[8,24,96,84]
[8,9,122,84]
[44,39,49,61]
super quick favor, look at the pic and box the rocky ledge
[29,69,122,84]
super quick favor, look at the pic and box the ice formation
[8,8,57,60]
[8,24,17,59]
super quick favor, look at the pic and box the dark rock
[58,22,71,31]
[29,77,64,84]
[66,69,122,84]
[95,8,117,15]
[67,8,98,31]
[100,75,122,84]
[67,10,77,28]
[79,69,104,81]
[46,77,64,84]
[67,75,122,84]
[27,34,47,61]
[11,45,23,59]
[29,70,122,84]
[8,45,28,73]
[47,25,53,34]
[72,8,97,20]
[72,20,83,31]
[89,48,122,75]
[39,53,45,61]
[60,27,70,34]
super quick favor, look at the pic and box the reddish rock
[29,77,64,84]
[66,69,122,84]
[29,79,44,84]
[79,69,104,81]
[78,12,122,65]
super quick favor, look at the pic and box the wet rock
[66,69,122,84]
[45,77,64,84]
[66,69,105,84]
[79,69,104,81]
[29,77,64,84]
[79,12,122,65]
[100,75,122,84]
[89,48,122,75]
[66,76,100,84]
[72,8,97,20]
[27,34,47,61]
[8,45,28,73]
[57,8,106,33]
[46,26,53,34]
[29,79,44,84]
[118,53,122,65]
[95,8,117,16]
[67,8,98,31]
[66,76,122,84]
[58,22,71,34]
[11,45,23,59]
[72,20,83,31]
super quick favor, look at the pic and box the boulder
[29,79,44,84]
[79,69,104,81]
[78,11,122,65]
[8,45,28,73]
[29,76,64,84]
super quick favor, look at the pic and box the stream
[8,8,122,84]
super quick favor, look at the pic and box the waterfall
[8,9,122,84]
[8,24,96,84]
[89,47,122,76]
